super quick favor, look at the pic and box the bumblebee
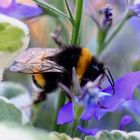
[10,44,114,103]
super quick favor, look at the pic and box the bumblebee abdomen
[33,74,46,88]
[33,72,70,93]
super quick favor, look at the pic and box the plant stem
[96,12,132,56]
[71,0,83,45]
[52,0,84,133]
[70,0,84,137]
[64,0,74,24]
[96,30,108,56]
[104,14,131,46]
[52,91,66,131]
[71,104,83,137]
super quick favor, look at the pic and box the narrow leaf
[34,0,71,21]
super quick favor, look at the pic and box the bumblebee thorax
[76,48,93,80]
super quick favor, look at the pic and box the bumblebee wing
[14,48,61,63]
[10,48,64,73]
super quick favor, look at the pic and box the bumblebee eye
[92,65,99,71]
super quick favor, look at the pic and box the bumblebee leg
[33,91,46,104]
[58,82,74,100]
[98,74,105,89]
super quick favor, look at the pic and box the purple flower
[129,3,140,17]
[57,102,74,125]
[123,98,140,116]
[99,5,113,29]
[57,71,140,135]
[77,126,100,136]
[119,115,133,130]
[57,85,111,124]
[78,115,133,136]
[84,1,113,30]
[0,0,42,19]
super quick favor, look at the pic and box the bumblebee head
[80,58,104,86]
[92,60,115,95]
[92,62,104,74]
[81,57,115,94]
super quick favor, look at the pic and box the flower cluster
[57,71,140,135]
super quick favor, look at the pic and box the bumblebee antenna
[103,66,115,95]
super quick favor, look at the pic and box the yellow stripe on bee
[76,48,92,80]
[33,74,46,88]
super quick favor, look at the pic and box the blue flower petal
[123,98,140,116]
[102,71,140,111]
[0,0,42,19]
[78,125,100,136]
[81,106,106,120]
[90,71,140,120]
[119,115,133,130]
[81,105,94,120]
[93,107,107,120]
[57,102,74,125]
[57,71,140,125]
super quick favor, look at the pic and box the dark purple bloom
[57,71,140,134]
[119,115,133,130]
[78,126,100,136]
[129,3,140,17]
[99,5,112,29]
[0,0,42,19]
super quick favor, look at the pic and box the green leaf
[128,136,139,140]
[64,0,74,24]
[0,123,82,140]
[0,123,49,140]
[34,0,71,22]
[0,14,29,81]
[0,97,22,124]
[0,82,28,99]
[96,130,115,140]
[0,82,32,124]
[0,22,25,52]
[84,130,140,140]
[48,132,81,140]
[84,136,96,140]
[0,96,32,125]
[0,14,29,53]
[128,132,140,140]
[113,131,127,140]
